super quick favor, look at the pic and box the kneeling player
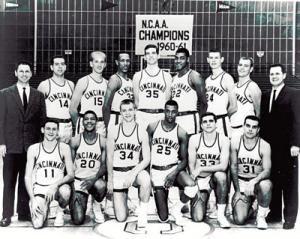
[189,112,230,228]
[147,100,198,226]
[107,99,151,228]
[230,115,272,229]
[25,120,74,228]
[70,110,107,225]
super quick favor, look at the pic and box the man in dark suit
[260,64,300,229]
[0,61,46,227]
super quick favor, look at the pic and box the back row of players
[27,45,271,229]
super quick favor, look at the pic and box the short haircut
[240,56,254,68]
[43,118,59,128]
[176,48,190,58]
[269,63,286,74]
[209,48,222,55]
[83,110,97,119]
[120,99,135,110]
[115,52,130,61]
[15,61,32,71]
[144,44,159,55]
[89,51,106,62]
[200,112,217,124]
[244,115,260,127]
[165,100,178,109]
[51,55,66,65]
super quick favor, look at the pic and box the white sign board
[135,15,193,56]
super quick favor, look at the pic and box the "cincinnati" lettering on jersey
[238,157,262,166]
[75,152,101,161]
[48,92,72,102]
[118,86,133,96]
[114,143,141,152]
[84,90,105,99]
[36,160,65,170]
[171,83,191,93]
[206,86,224,96]
[152,137,179,150]
[196,153,220,160]
[139,82,166,92]
[236,93,248,105]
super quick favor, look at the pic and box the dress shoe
[0,217,11,227]
[18,214,31,221]
[283,222,295,230]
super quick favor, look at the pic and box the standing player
[206,49,237,137]
[37,55,74,143]
[230,116,272,229]
[133,44,172,130]
[103,53,133,129]
[70,110,107,225]
[188,112,230,228]
[147,100,198,225]
[24,120,74,228]
[231,57,261,137]
[171,48,207,135]
[106,99,151,228]
[70,51,107,136]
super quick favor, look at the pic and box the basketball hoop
[256,51,264,58]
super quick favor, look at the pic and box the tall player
[206,49,237,137]
[171,48,207,135]
[147,100,198,225]
[70,51,107,136]
[133,44,172,130]
[24,120,74,228]
[188,112,230,228]
[231,57,261,137]
[106,99,151,228]
[70,110,107,225]
[103,53,133,129]
[230,116,272,229]
[37,55,74,143]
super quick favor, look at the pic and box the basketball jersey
[34,143,65,186]
[79,75,107,118]
[205,72,230,115]
[111,74,134,112]
[45,78,73,119]
[230,80,255,127]
[195,132,221,177]
[237,136,263,179]
[171,70,197,112]
[113,123,141,168]
[74,133,102,179]
[151,121,180,167]
[138,69,167,110]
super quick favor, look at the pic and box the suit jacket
[0,84,46,153]
[260,85,300,150]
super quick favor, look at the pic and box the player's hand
[164,171,177,188]
[45,185,58,203]
[80,177,96,191]
[30,198,43,219]
[0,145,6,158]
[244,180,256,197]
[107,179,113,195]
[290,146,300,157]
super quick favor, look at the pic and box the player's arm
[164,72,172,101]
[248,82,261,118]
[146,122,156,149]
[69,77,88,127]
[69,135,80,162]
[190,71,207,117]
[68,80,75,92]
[97,135,107,178]
[106,126,117,194]
[132,72,141,108]
[224,75,238,117]
[57,143,75,186]
[103,75,121,128]
[25,144,38,201]
[230,137,241,192]
[188,135,199,180]
[37,80,50,97]
[133,129,151,174]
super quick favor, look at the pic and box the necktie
[270,89,276,112]
[23,87,28,111]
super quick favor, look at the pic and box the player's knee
[32,218,44,229]
[58,185,71,207]
[158,211,169,222]
[138,171,151,187]
[191,212,204,222]
[257,180,272,193]
[72,213,85,225]
[94,179,107,191]
[116,212,127,223]
[214,172,227,184]
[233,212,247,225]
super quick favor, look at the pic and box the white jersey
[237,136,263,179]
[79,75,107,118]
[193,132,221,177]
[138,69,168,110]
[111,74,134,112]
[113,123,141,168]
[231,80,255,127]
[206,72,231,115]
[34,142,65,186]
[45,78,73,119]
[74,133,102,179]
[171,70,197,112]
[151,121,179,167]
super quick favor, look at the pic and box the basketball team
[0,44,299,231]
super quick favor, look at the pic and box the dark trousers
[269,150,298,224]
[2,153,30,218]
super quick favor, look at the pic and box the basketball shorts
[76,117,106,136]
[108,112,122,128]
[58,121,73,143]
[151,164,177,187]
[33,183,52,198]
[136,110,164,130]
[113,167,135,191]
[196,175,213,192]
[216,114,231,138]
[231,125,243,139]
[176,112,200,135]
[238,178,255,196]
[73,178,89,194]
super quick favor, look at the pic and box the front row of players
[24,99,272,230]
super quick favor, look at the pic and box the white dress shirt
[269,83,285,113]
[16,83,30,105]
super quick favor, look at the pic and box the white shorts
[151,164,177,187]
[176,112,200,135]
[231,126,244,139]
[136,110,164,130]
[238,178,255,196]
[33,184,52,197]
[58,121,73,143]
[196,175,213,192]
[76,117,106,136]
[216,115,231,138]
[73,178,88,194]
[113,168,135,191]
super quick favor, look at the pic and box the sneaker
[93,200,105,223]
[256,216,268,230]
[218,215,231,229]
[54,210,64,227]
[171,207,185,226]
